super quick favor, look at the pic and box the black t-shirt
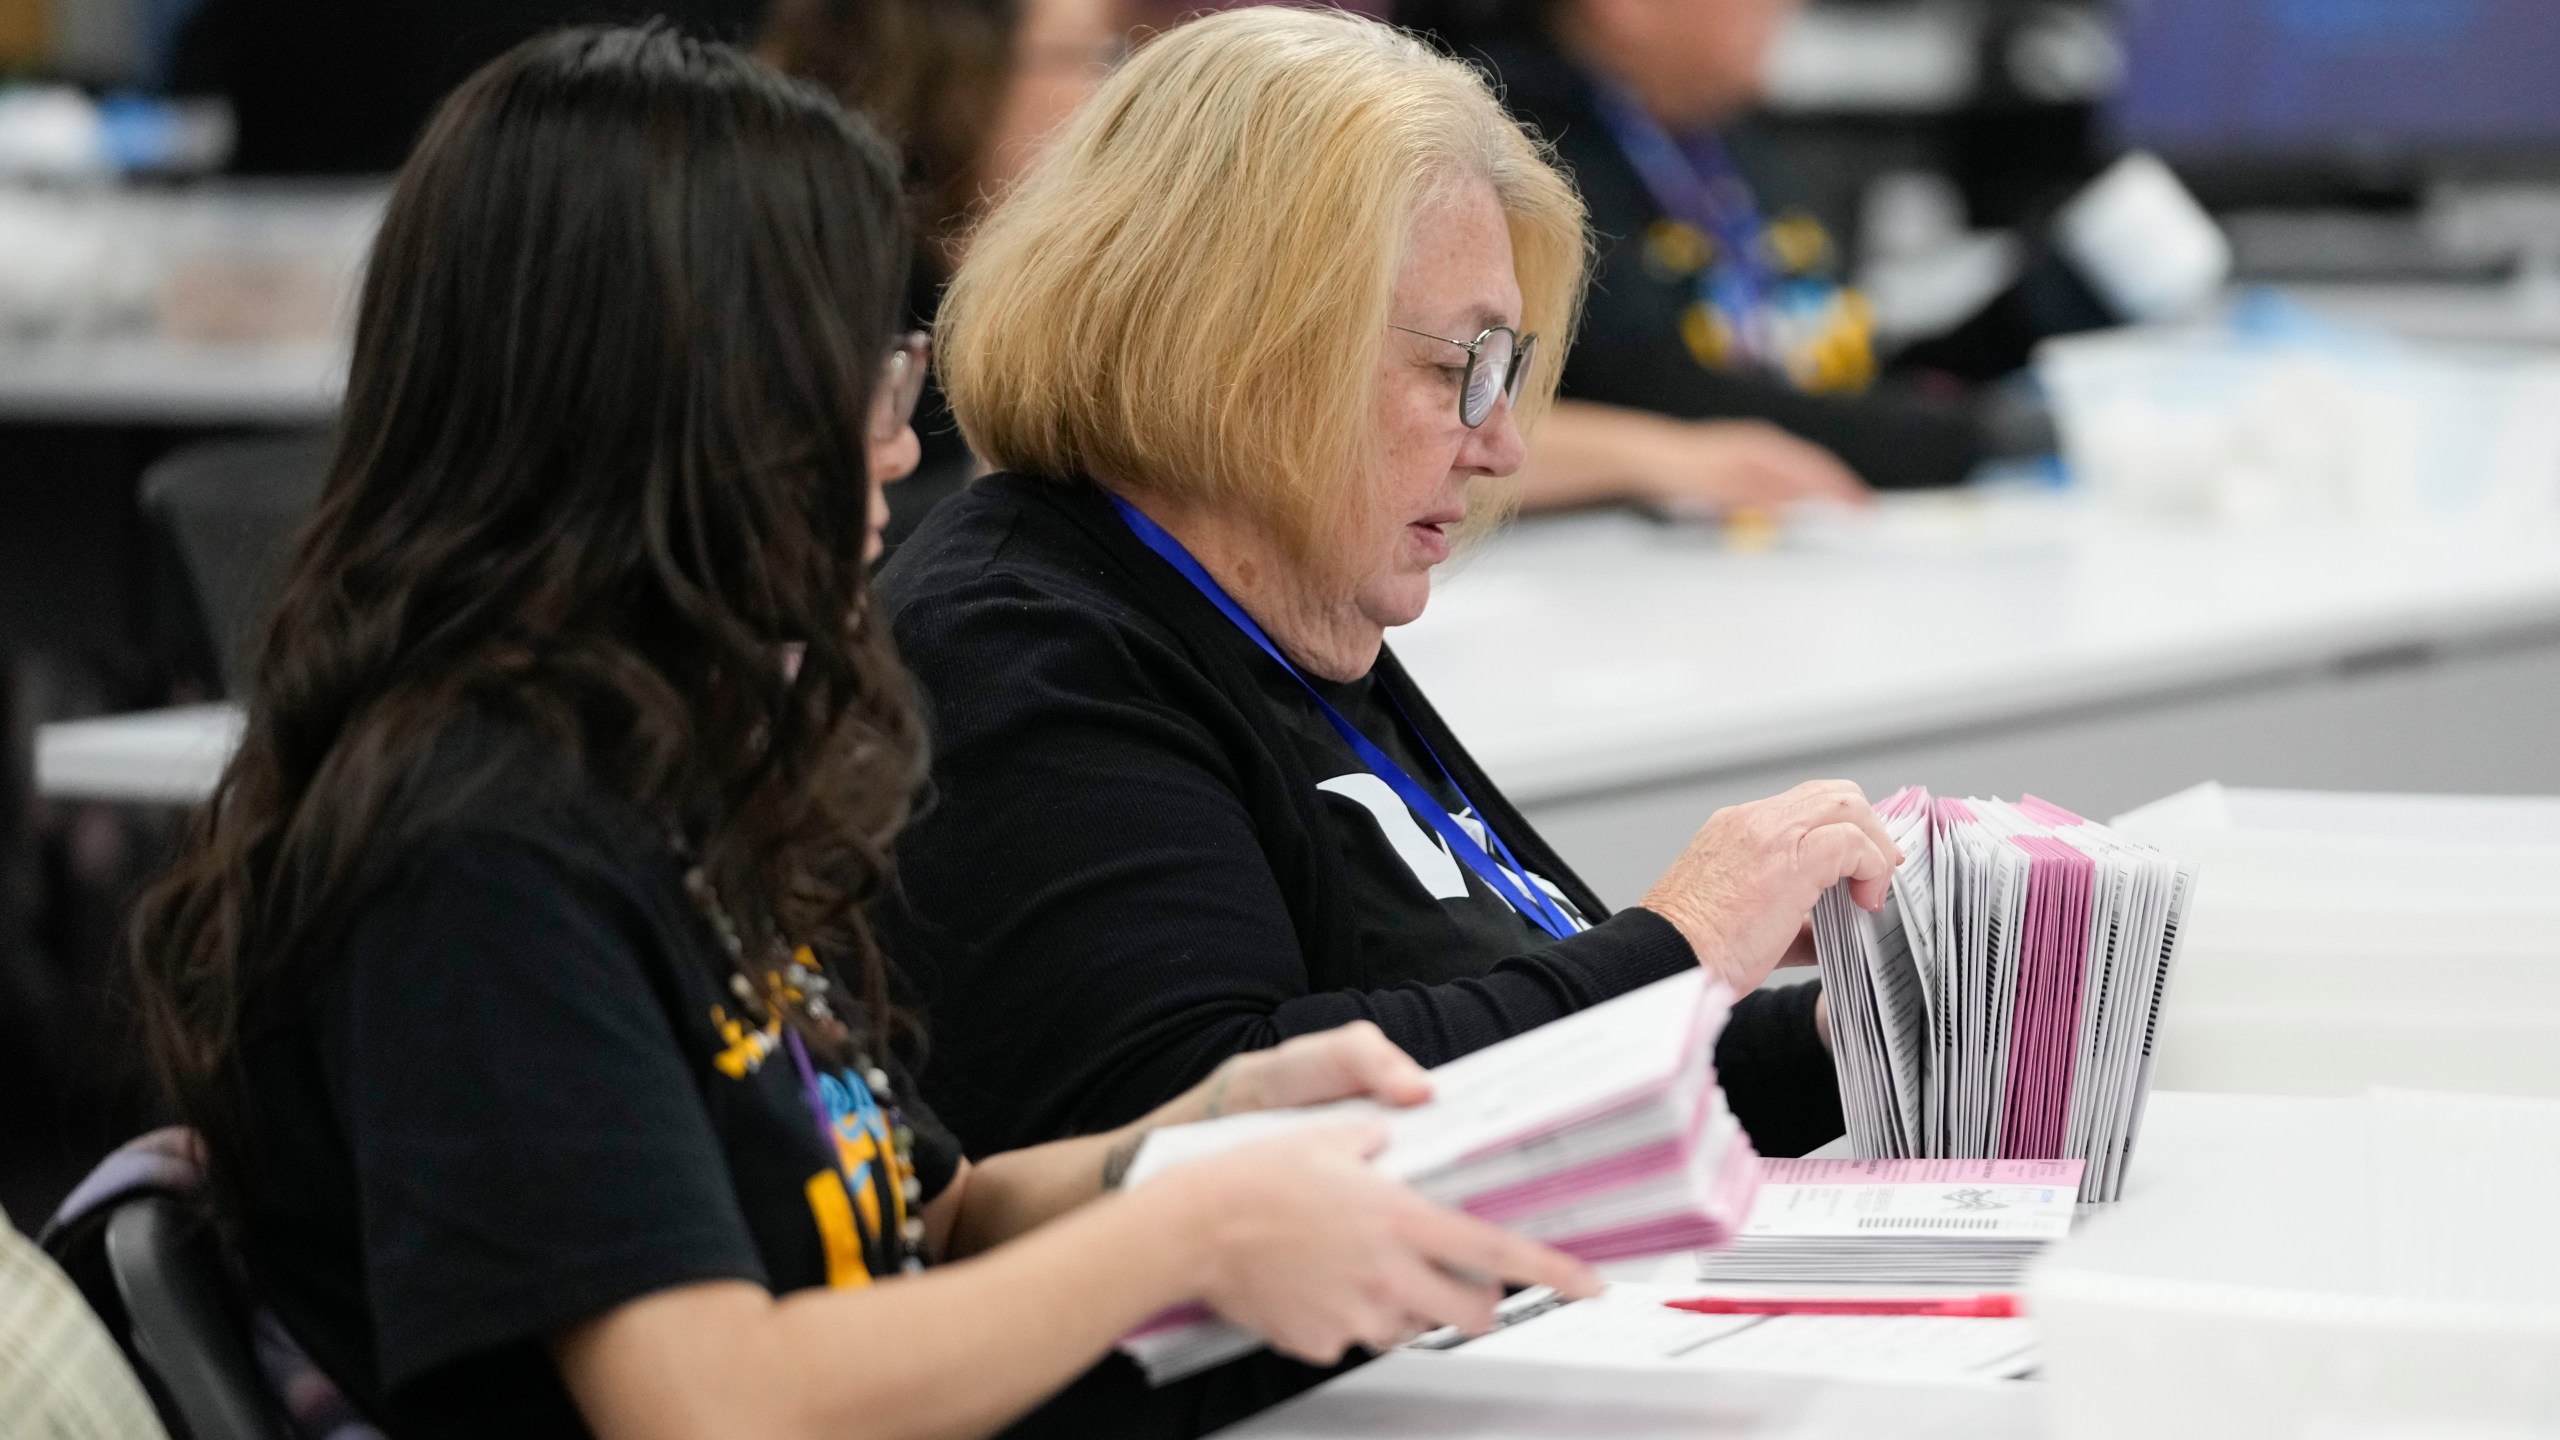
[1273,668,1594,968]
[236,725,962,1439]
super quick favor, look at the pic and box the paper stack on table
[1813,788,2195,1201]
[1116,970,1760,1385]
[1697,1157,2081,1288]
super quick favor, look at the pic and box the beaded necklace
[681,859,927,1274]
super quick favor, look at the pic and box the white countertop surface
[1213,1355,2042,1439]
[0,338,345,426]
[1212,1092,2290,1439]
[1392,493,2560,806]
[38,494,2560,808]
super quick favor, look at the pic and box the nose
[1459,393,1529,478]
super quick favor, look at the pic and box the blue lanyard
[1109,494,1579,942]
[1587,80,1777,368]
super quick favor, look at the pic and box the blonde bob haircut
[936,5,1589,562]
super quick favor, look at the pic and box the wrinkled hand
[1640,779,1901,995]
[1637,419,1870,514]
[1169,1124,1601,1366]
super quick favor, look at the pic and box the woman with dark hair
[759,0,1126,547]
[126,25,1593,1440]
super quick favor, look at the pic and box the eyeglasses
[1390,324,1539,429]
[870,331,930,443]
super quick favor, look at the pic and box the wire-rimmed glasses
[1390,324,1539,429]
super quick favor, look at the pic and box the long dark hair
[759,0,1023,258]
[130,25,922,1199]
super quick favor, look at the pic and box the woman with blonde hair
[883,7,1900,1431]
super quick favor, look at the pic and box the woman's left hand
[1166,1022,1433,1125]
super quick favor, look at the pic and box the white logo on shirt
[1317,772,1591,932]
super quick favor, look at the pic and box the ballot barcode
[1856,1216,2005,1231]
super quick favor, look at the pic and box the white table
[1395,494,2560,905]
[34,703,244,805]
[2284,280,2560,352]
[0,338,344,427]
[1213,1359,2042,1440]
[37,495,2560,881]
[1212,1091,2272,1439]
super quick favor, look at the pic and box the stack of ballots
[1117,969,1760,1384]
[1698,1156,2083,1288]
[1813,788,2196,1202]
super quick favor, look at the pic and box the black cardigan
[877,473,1843,1159]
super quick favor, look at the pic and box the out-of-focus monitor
[2112,0,2560,178]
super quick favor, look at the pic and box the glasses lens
[1462,329,1515,428]
[1506,333,1538,408]
[871,333,930,441]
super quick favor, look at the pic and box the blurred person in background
[762,0,1128,549]
[1398,0,1995,505]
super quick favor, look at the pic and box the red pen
[1665,1295,2022,1319]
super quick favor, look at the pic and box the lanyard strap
[1587,79,1777,366]
[1109,494,1577,942]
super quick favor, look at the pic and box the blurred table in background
[48,494,2560,923]
[1397,492,2560,906]
[0,337,342,427]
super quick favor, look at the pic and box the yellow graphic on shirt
[709,1005,780,1079]
[1665,207,1877,397]
[805,1171,873,1290]
[1643,219,1717,281]
[716,955,925,1288]
[1680,301,1735,371]
[1761,211,1835,275]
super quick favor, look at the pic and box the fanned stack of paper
[1697,1157,2083,1288]
[1813,788,2195,1201]
[1116,970,1760,1385]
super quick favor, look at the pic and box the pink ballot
[1809,793,2194,1203]
[1114,970,1761,1385]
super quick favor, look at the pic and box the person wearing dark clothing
[1475,40,1991,491]
[128,27,1598,1440]
[881,474,1847,1160]
[904,0,1887,1224]
[1398,0,1992,502]
[896,12,1901,1433]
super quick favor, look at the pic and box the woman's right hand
[1639,779,1902,996]
[1151,1123,1600,1366]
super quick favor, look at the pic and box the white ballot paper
[1813,789,2195,1201]
[1428,1284,2039,1382]
[1117,971,1759,1385]
[1699,1157,2081,1288]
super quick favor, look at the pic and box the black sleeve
[887,577,1702,1153]
[320,836,768,1397]
[1715,980,1845,1158]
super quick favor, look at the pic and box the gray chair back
[140,435,331,697]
